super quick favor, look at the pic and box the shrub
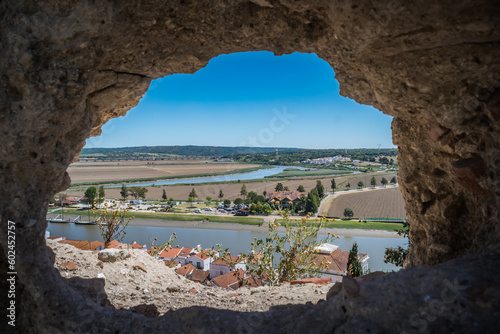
[94,200,134,248]
[211,202,338,286]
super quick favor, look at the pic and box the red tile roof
[105,240,126,249]
[212,269,264,290]
[267,191,305,202]
[159,247,181,259]
[176,247,194,258]
[176,263,196,276]
[212,269,244,289]
[188,269,210,282]
[163,260,180,268]
[58,239,104,251]
[311,249,367,273]
[212,255,241,267]
[193,250,217,261]
[130,243,145,249]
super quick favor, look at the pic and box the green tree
[189,188,198,201]
[218,189,224,200]
[234,198,243,205]
[381,177,388,187]
[297,185,305,192]
[275,183,284,191]
[120,184,128,199]
[305,190,320,214]
[347,242,363,277]
[315,180,325,198]
[370,176,377,188]
[255,195,266,204]
[384,221,410,267]
[331,179,336,192]
[379,157,389,164]
[188,196,193,203]
[129,187,148,199]
[240,184,248,198]
[345,183,351,189]
[223,199,231,205]
[390,176,397,184]
[98,186,105,204]
[246,191,258,203]
[137,187,147,199]
[284,186,290,191]
[357,181,364,189]
[84,187,97,208]
[162,189,167,200]
[343,207,354,218]
[206,196,212,202]
[211,208,337,286]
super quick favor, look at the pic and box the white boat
[49,215,71,224]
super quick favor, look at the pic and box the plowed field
[67,163,260,184]
[323,187,406,219]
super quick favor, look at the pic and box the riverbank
[48,211,402,238]
[128,218,402,238]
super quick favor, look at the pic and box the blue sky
[85,51,394,149]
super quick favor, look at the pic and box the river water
[106,166,310,188]
[47,221,406,273]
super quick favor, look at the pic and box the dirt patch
[47,240,333,314]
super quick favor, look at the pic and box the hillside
[81,145,300,158]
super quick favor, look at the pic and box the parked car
[194,208,202,213]
[218,209,226,213]
[234,209,250,216]
[204,207,213,211]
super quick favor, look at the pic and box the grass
[60,208,263,225]
[70,165,271,187]
[276,218,403,232]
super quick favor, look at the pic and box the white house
[311,243,369,282]
[173,247,195,265]
[186,250,219,270]
[209,255,246,279]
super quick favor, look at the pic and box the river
[47,220,406,273]
[106,166,310,188]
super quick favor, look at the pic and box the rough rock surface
[48,240,333,313]
[97,248,131,262]
[0,0,499,333]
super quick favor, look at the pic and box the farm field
[321,187,406,219]
[67,171,398,202]
[67,175,354,201]
[67,163,260,184]
[71,158,214,166]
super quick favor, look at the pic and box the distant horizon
[82,144,397,151]
[85,51,395,150]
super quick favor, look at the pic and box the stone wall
[1,0,499,332]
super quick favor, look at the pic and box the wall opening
[44,51,407,316]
